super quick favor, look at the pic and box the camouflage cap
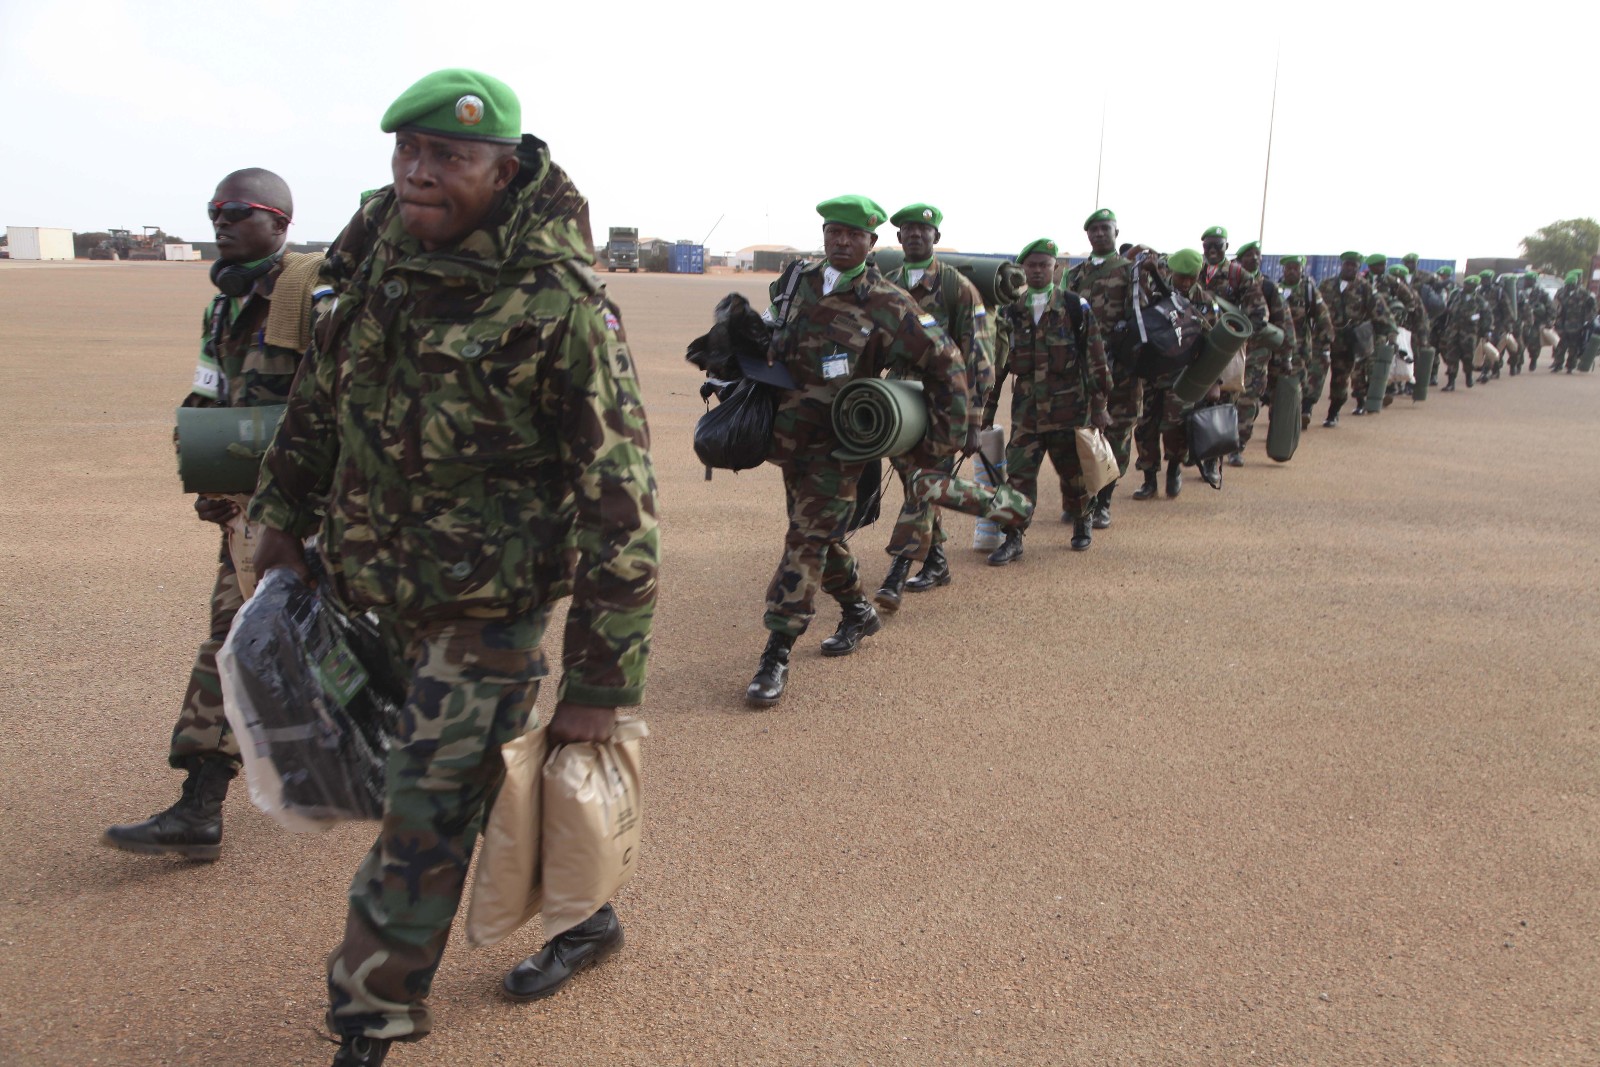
[1167,248,1204,275]
[1280,254,1306,267]
[890,203,942,228]
[1237,240,1261,256]
[1364,253,1387,268]
[1083,208,1116,230]
[1566,269,1582,284]
[1437,265,1455,276]
[381,68,521,143]
[1388,264,1410,277]
[1201,225,1228,241]
[1340,250,1363,261]
[1017,238,1059,262]
[817,195,888,233]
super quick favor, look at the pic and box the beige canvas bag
[1074,427,1120,496]
[464,723,548,948]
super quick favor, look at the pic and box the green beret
[1280,254,1306,267]
[1463,275,1479,287]
[1201,225,1228,241]
[817,194,887,232]
[1237,240,1261,256]
[1437,265,1454,276]
[1479,270,1494,281]
[1388,264,1410,277]
[1083,208,1116,230]
[381,68,521,143]
[890,202,942,228]
[1017,238,1059,262]
[1523,271,1538,281]
[1340,250,1363,261]
[1566,269,1583,285]
[1167,248,1204,275]
[1364,253,1387,268]
[1402,253,1420,262]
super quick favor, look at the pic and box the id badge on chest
[822,351,850,379]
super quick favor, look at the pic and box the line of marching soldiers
[725,196,1598,708]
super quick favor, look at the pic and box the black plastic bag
[1135,290,1207,380]
[846,458,882,532]
[219,569,403,831]
[1186,403,1241,464]
[693,377,778,471]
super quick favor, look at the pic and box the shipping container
[164,243,201,261]
[5,226,74,261]
[667,243,704,274]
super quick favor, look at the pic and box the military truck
[607,226,639,272]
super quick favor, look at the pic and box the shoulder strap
[940,260,961,324]
[771,258,808,329]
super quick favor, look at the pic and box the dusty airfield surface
[1,260,1597,1067]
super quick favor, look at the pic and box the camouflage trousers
[1104,371,1143,478]
[1301,349,1330,409]
[1442,335,1476,380]
[905,458,1033,530]
[1326,345,1357,414]
[168,537,245,771]
[884,454,948,562]
[1134,382,1187,470]
[764,455,867,637]
[1006,428,1090,524]
[1555,329,1584,371]
[1522,323,1542,367]
[328,610,549,1041]
[1231,347,1274,449]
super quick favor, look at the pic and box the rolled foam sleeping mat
[1253,323,1285,349]
[871,250,1027,308]
[176,403,286,494]
[1171,295,1253,406]
[831,378,928,463]
[1581,331,1600,372]
[1365,341,1396,412]
[1412,346,1435,401]
[1266,374,1301,463]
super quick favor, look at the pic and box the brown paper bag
[1542,327,1560,347]
[464,724,548,948]
[1473,340,1498,370]
[219,494,260,599]
[1219,350,1247,393]
[541,717,647,940]
[1074,426,1120,496]
[1500,332,1520,356]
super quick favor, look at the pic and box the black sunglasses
[208,200,290,224]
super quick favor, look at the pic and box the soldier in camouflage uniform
[874,203,993,609]
[1552,269,1597,373]
[983,238,1112,562]
[1229,241,1296,462]
[1476,270,1515,382]
[745,195,969,707]
[1401,253,1436,291]
[247,71,659,1066]
[102,168,326,863]
[1439,275,1490,391]
[1278,255,1334,430]
[1365,256,1426,410]
[1519,272,1552,371]
[1065,208,1165,528]
[1317,251,1395,426]
[1132,247,1204,500]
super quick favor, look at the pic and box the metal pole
[1095,99,1107,210]
[1259,47,1280,246]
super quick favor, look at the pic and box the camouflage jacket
[1553,283,1597,331]
[1519,283,1552,328]
[1242,268,1299,364]
[882,256,993,432]
[1480,282,1515,337]
[765,262,966,465]
[988,286,1111,432]
[1198,259,1269,330]
[1318,274,1397,348]
[1279,274,1335,357]
[250,138,658,706]
[1372,273,1429,345]
[1441,288,1491,347]
[1065,252,1167,382]
[184,260,316,410]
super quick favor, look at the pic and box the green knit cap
[381,68,521,143]
[817,194,887,232]
[890,203,942,228]
[1017,238,1059,262]
[1168,248,1204,275]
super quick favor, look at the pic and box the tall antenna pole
[1259,46,1280,246]
[1094,99,1107,209]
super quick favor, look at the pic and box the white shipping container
[164,243,200,261]
[5,226,75,260]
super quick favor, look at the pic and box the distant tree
[1520,218,1600,276]
[75,232,111,257]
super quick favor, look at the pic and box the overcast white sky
[2,0,1596,264]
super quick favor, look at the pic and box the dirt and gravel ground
[0,260,1596,1066]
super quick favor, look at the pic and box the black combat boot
[1351,399,1366,415]
[1131,469,1159,501]
[904,546,951,593]
[1070,514,1092,551]
[746,632,795,707]
[101,757,233,861]
[986,528,1023,566]
[1165,459,1182,498]
[1323,399,1343,427]
[1226,450,1244,467]
[1090,484,1114,529]
[1442,370,1456,392]
[873,556,913,613]
[331,1035,391,1066]
[1199,457,1222,490]
[820,599,881,657]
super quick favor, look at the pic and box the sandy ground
[0,260,1597,1067]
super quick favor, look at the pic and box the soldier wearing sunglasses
[102,168,329,862]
